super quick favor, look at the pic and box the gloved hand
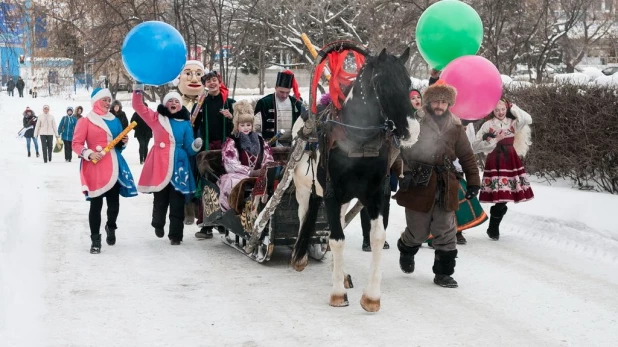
[465,185,480,200]
[482,132,497,141]
[249,169,261,177]
[133,82,144,92]
[398,171,416,192]
[192,138,203,151]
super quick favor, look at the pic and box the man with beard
[393,81,480,289]
[254,70,304,146]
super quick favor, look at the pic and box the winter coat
[34,112,59,137]
[132,92,199,193]
[7,80,15,90]
[110,101,129,129]
[394,108,481,213]
[130,112,152,139]
[58,115,78,141]
[22,113,37,138]
[472,105,533,157]
[16,78,25,90]
[254,94,304,141]
[192,94,235,150]
[72,112,127,198]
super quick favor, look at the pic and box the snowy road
[1,94,617,347]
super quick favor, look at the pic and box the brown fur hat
[232,100,255,134]
[423,80,457,105]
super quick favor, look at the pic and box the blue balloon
[121,21,187,86]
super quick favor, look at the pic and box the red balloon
[441,56,502,120]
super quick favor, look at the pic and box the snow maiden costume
[218,100,274,211]
[132,90,201,245]
[473,98,533,240]
[72,88,137,254]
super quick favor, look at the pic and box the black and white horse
[291,48,418,312]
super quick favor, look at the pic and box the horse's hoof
[329,293,349,307]
[291,255,308,272]
[360,294,380,312]
[344,274,354,289]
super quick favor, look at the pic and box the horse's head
[343,47,414,140]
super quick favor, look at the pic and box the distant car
[601,66,618,76]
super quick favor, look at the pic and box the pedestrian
[22,107,39,157]
[394,81,481,288]
[16,77,25,97]
[7,77,15,96]
[72,88,138,254]
[472,98,534,240]
[110,100,129,128]
[34,105,60,163]
[132,88,202,245]
[74,106,84,120]
[58,106,78,162]
[130,102,153,164]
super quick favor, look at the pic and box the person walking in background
[110,100,128,129]
[34,105,59,163]
[22,107,39,157]
[74,106,84,120]
[58,106,78,162]
[130,102,153,164]
[7,77,15,96]
[16,77,25,97]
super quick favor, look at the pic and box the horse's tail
[291,182,322,270]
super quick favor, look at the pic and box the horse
[291,47,418,312]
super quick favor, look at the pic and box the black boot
[155,227,164,238]
[487,204,508,240]
[361,239,390,252]
[397,239,420,274]
[90,234,102,254]
[105,224,116,245]
[433,249,458,288]
[195,226,213,239]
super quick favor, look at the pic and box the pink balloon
[440,56,502,120]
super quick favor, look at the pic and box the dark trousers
[18,88,24,97]
[63,140,73,161]
[40,135,53,162]
[89,182,120,236]
[137,136,150,163]
[26,136,39,155]
[8,90,13,96]
[152,183,185,240]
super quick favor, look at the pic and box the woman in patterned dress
[473,98,533,240]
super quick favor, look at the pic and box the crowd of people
[17,62,535,290]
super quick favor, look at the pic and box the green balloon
[416,0,483,70]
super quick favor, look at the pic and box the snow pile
[553,73,591,85]
[501,74,513,85]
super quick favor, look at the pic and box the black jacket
[7,80,15,90]
[110,100,129,129]
[23,113,37,137]
[16,78,25,90]
[130,112,153,139]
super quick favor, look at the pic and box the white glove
[192,138,203,152]
[133,82,144,92]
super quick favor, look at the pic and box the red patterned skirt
[479,138,534,204]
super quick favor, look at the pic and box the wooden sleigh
[196,146,329,263]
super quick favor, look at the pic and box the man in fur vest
[394,81,481,288]
[254,70,304,146]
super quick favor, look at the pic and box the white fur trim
[86,146,119,198]
[163,92,182,105]
[91,88,112,106]
[137,114,176,193]
[95,145,103,152]
[185,60,204,71]
[400,117,420,148]
[82,149,94,161]
[85,111,113,138]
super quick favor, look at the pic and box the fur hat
[91,88,112,106]
[232,100,255,134]
[163,91,182,105]
[423,80,457,105]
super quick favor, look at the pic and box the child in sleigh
[218,100,274,212]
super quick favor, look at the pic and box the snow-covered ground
[1,92,617,347]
